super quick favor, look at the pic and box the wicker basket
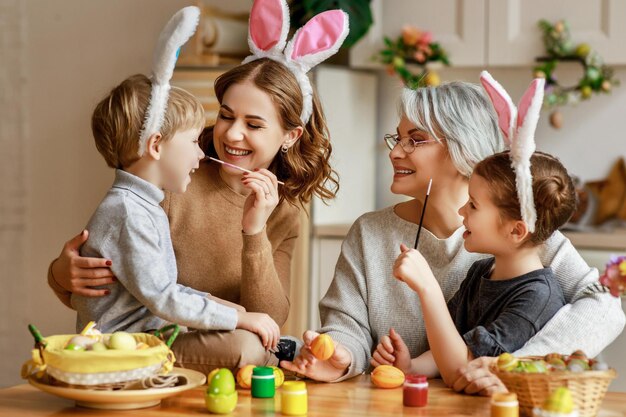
[493,357,617,417]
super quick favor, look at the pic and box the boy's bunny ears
[242,0,349,124]
[480,71,545,233]
[139,6,200,156]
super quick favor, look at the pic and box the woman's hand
[393,243,437,294]
[236,311,280,351]
[241,169,280,235]
[51,230,116,296]
[280,330,352,382]
[452,356,507,396]
[370,328,412,373]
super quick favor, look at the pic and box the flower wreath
[377,25,450,89]
[532,19,620,128]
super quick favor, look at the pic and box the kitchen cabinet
[350,0,626,68]
[489,0,626,65]
[350,0,487,68]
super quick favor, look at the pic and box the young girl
[372,73,578,387]
[47,0,349,373]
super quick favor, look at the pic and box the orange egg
[371,365,405,388]
[236,364,255,389]
[310,334,335,361]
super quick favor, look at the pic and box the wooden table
[2,375,626,416]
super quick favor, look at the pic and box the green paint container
[251,366,275,398]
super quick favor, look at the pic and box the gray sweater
[319,206,625,380]
[72,170,238,333]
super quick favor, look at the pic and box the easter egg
[592,361,609,371]
[310,334,335,361]
[525,360,548,373]
[497,353,518,371]
[207,368,220,384]
[65,335,95,350]
[236,364,255,389]
[567,361,585,373]
[64,343,85,351]
[547,357,567,371]
[544,353,562,362]
[205,370,237,415]
[371,365,405,389]
[569,350,587,362]
[108,332,137,350]
[89,342,108,351]
[543,387,574,413]
[270,366,284,387]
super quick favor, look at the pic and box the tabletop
[2,375,626,416]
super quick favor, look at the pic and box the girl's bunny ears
[242,0,349,124]
[480,71,545,233]
[139,6,200,156]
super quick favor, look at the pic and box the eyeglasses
[383,133,438,154]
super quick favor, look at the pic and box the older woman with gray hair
[282,81,625,394]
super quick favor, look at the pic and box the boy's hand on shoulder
[393,244,437,293]
[236,311,279,351]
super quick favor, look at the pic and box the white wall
[375,67,626,208]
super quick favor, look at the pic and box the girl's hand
[370,328,412,373]
[51,230,116,296]
[280,330,352,382]
[236,311,280,350]
[393,243,437,293]
[241,169,279,235]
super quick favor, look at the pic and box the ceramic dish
[28,367,205,410]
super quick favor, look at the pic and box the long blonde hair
[201,58,338,206]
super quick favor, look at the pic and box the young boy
[72,74,279,346]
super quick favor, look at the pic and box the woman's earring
[281,143,290,153]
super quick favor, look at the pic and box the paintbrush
[414,178,433,249]
[206,156,285,185]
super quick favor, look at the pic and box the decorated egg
[236,364,255,389]
[524,360,548,373]
[205,368,237,414]
[592,361,609,371]
[543,387,574,414]
[547,357,567,371]
[568,350,587,362]
[371,365,405,388]
[108,332,137,350]
[64,335,95,351]
[310,334,335,361]
[496,353,518,371]
[270,366,284,387]
[544,353,563,362]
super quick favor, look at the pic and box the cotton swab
[414,178,432,249]
[206,156,285,185]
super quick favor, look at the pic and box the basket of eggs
[21,322,178,388]
[492,351,616,417]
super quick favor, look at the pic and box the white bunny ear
[282,9,349,123]
[139,6,200,156]
[510,77,544,233]
[244,0,290,62]
[479,71,516,146]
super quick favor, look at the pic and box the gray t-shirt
[72,169,238,333]
[448,257,565,358]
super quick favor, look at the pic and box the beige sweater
[48,161,300,326]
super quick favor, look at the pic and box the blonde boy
[73,75,278,343]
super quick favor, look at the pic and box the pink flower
[402,25,422,46]
[599,256,626,297]
[418,31,433,45]
[413,51,426,63]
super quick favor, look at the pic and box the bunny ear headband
[242,0,349,124]
[138,6,201,156]
[479,70,545,233]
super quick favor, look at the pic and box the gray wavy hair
[399,82,504,177]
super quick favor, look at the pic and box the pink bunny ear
[479,71,516,145]
[284,10,349,73]
[247,0,290,56]
[517,78,545,130]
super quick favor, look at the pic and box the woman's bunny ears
[139,6,200,156]
[480,71,545,233]
[242,0,349,124]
